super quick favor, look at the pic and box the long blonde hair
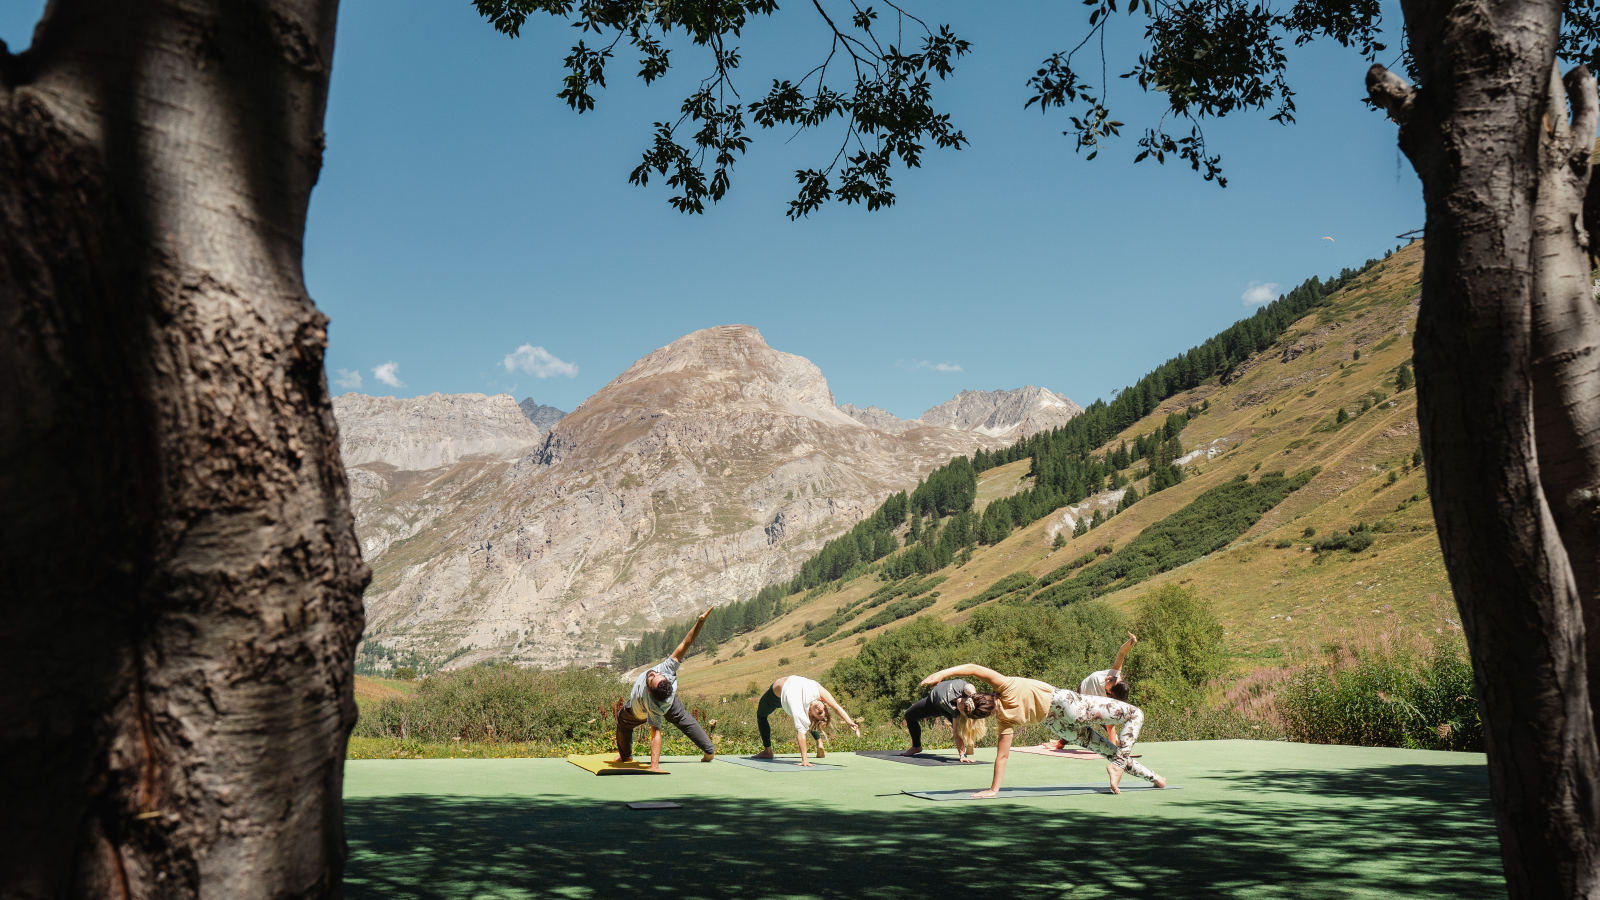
[954,693,996,747]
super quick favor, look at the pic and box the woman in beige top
[920,664,1167,797]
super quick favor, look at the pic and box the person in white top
[752,675,861,767]
[1058,632,1138,748]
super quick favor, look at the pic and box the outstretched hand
[919,675,940,687]
[1127,632,1138,643]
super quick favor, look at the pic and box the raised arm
[1113,632,1138,672]
[670,605,716,662]
[818,688,862,736]
[921,664,1006,691]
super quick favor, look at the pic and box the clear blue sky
[2,2,1423,419]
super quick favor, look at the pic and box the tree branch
[1366,63,1415,124]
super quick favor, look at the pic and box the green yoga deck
[344,740,1504,899]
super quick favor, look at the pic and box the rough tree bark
[1369,0,1600,895]
[0,1,367,897]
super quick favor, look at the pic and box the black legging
[902,696,951,746]
[614,695,715,760]
[756,687,821,748]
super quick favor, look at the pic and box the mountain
[839,387,1085,439]
[659,241,1459,700]
[919,386,1085,438]
[518,398,568,431]
[341,325,1005,671]
[334,392,541,470]
[838,404,919,433]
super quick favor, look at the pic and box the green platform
[344,740,1504,899]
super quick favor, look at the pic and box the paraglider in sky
[1321,236,1335,242]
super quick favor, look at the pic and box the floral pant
[1044,689,1161,783]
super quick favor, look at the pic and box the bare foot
[1154,775,1167,789]
[649,765,665,773]
[815,746,826,759]
[611,755,631,764]
[900,746,924,757]
[970,789,999,799]
[797,760,814,767]
[1107,763,1124,794]
[753,749,775,759]
[701,752,715,762]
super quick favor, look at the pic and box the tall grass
[1281,634,1480,751]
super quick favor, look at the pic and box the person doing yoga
[1050,631,1138,749]
[919,664,1167,797]
[753,675,861,767]
[613,605,718,773]
[899,679,996,762]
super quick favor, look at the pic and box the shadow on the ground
[344,761,1503,899]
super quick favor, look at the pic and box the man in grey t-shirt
[614,605,718,772]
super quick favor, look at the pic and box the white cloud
[503,344,578,378]
[914,360,963,373]
[333,368,362,390]
[1242,281,1283,306]
[372,361,405,388]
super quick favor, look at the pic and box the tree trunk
[1370,0,1600,895]
[0,1,367,897]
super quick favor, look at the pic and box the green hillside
[674,239,1452,700]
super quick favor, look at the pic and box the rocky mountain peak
[839,403,920,433]
[595,325,847,418]
[334,392,541,470]
[518,398,568,431]
[920,386,1085,438]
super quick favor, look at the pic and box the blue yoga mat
[719,755,844,772]
[905,784,1180,801]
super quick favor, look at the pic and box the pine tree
[1336,407,1350,424]
[1396,363,1414,391]
[1053,531,1067,549]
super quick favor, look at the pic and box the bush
[1283,639,1481,751]
[1124,585,1227,703]
[753,636,774,651]
[393,666,416,680]
[1313,529,1375,554]
[778,657,791,666]
[355,666,619,743]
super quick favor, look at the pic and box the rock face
[334,392,542,470]
[838,403,919,433]
[919,386,1084,438]
[342,325,1003,670]
[519,398,568,431]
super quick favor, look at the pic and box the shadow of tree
[345,761,1502,899]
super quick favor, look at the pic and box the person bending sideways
[1052,631,1138,749]
[613,605,718,773]
[919,664,1167,797]
[900,679,996,763]
[753,675,861,767]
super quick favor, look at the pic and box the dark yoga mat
[719,756,844,772]
[856,750,991,768]
[905,784,1180,801]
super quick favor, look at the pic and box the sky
[1,2,1425,420]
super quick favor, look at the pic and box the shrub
[1274,540,1293,549]
[355,666,618,743]
[1124,586,1227,702]
[754,636,774,652]
[1053,531,1068,549]
[393,666,416,681]
[778,657,791,666]
[1313,529,1375,554]
[1283,638,1481,751]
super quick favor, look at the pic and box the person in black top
[899,678,996,762]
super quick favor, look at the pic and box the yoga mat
[1011,744,1105,761]
[626,802,682,810]
[855,750,991,768]
[565,754,670,776]
[719,755,843,772]
[905,784,1181,801]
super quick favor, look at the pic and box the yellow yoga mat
[566,754,670,776]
